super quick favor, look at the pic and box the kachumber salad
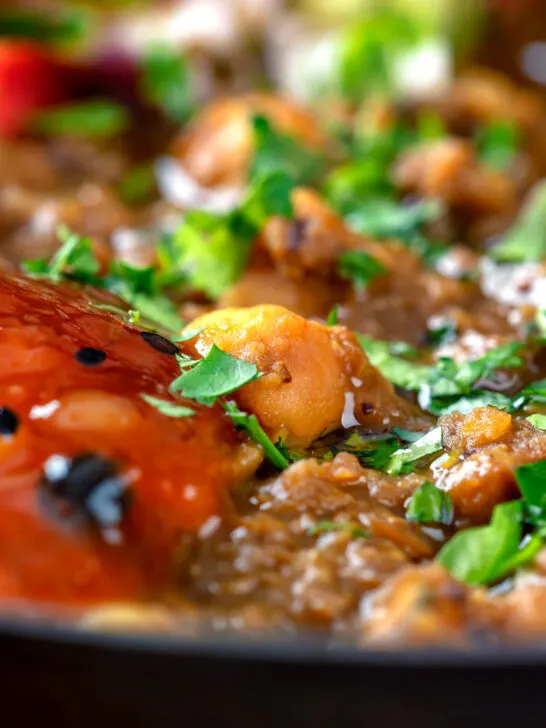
[4,0,546,645]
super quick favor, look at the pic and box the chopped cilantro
[223,401,289,469]
[334,431,402,471]
[337,250,386,290]
[141,45,194,125]
[406,481,453,525]
[308,521,370,539]
[357,335,430,391]
[386,427,443,475]
[436,500,524,586]
[119,164,156,205]
[23,227,184,333]
[140,394,195,419]
[0,8,89,45]
[515,461,546,528]
[527,414,546,430]
[173,170,293,299]
[344,198,443,244]
[32,100,129,138]
[170,344,260,405]
[88,302,141,324]
[476,120,519,171]
[326,305,339,327]
[490,180,546,262]
[250,115,326,187]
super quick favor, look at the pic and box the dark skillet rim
[2,616,546,667]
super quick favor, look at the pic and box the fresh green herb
[437,500,524,586]
[417,111,447,142]
[0,8,90,45]
[223,401,290,469]
[250,115,327,186]
[170,344,260,405]
[170,328,204,343]
[88,302,141,324]
[527,414,546,430]
[515,461,546,528]
[32,100,129,139]
[476,120,519,171]
[140,394,195,418]
[357,335,430,390]
[425,318,457,347]
[326,305,339,327]
[337,250,386,290]
[490,180,546,262]
[173,170,293,299]
[386,427,443,475]
[344,198,443,244]
[521,379,546,404]
[308,521,370,539]
[24,227,184,333]
[119,164,156,205]
[406,481,453,525]
[141,45,194,125]
[333,431,402,471]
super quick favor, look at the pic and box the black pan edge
[2,615,546,667]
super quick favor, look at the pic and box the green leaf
[527,414,546,430]
[32,100,129,138]
[223,401,289,470]
[345,198,443,243]
[308,521,370,539]
[140,394,195,418]
[23,225,100,283]
[406,481,453,525]
[515,460,546,527]
[436,500,523,585]
[357,335,431,390]
[386,427,443,475]
[476,120,519,171]
[0,8,90,45]
[337,250,386,290]
[326,305,339,327]
[333,431,402,471]
[250,114,327,187]
[522,378,546,404]
[119,164,156,205]
[170,344,260,405]
[490,180,546,262]
[141,45,194,125]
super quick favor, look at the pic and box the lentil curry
[4,0,546,647]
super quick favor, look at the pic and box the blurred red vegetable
[0,40,65,136]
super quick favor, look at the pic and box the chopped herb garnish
[406,481,453,525]
[515,461,546,528]
[476,120,519,171]
[308,521,370,539]
[173,170,293,299]
[335,431,402,471]
[141,45,194,125]
[490,180,546,262]
[32,100,129,138]
[23,225,99,283]
[223,401,289,470]
[140,394,195,419]
[250,115,327,187]
[358,335,430,391]
[527,414,546,430]
[386,427,443,475]
[337,250,386,290]
[170,344,260,405]
[326,305,339,327]
[119,164,156,205]
[437,500,524,586]
[0,8,89,45]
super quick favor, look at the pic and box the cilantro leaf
[173,171,293,299]
[250,115,326,187]
[406,481,453,525]
[476,120,519,171]
[326,305,339,327]
[357,335,430,390]
[23,225,100,283]
[308,521,370,539]
[0,8,89,45]
[333,431,402,471]
[345,198,443,243]
[436,501,524,585]
[490,180,546,262]
[527,414,546,430]
[386,427,443,475]
[337,250,386,290]
[32,100,129,139]
[140,394,195,418]
[515,460,546,528]
[223,401,289,470]
[170,345,260,405]
[141,45,194,125]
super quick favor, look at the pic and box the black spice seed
[76,347,107,366]
[0,407,18,436]
[38,452,131,536]
[140,331,179,356]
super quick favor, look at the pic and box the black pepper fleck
[140,331,179,356]
[76,347,107,366]
[0,407,19,436]
[38,453,131,537]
